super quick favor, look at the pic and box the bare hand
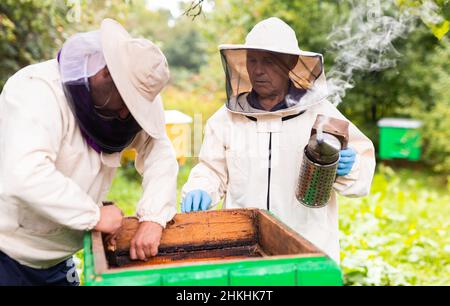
[130,221,163,261]
[94,205,124,234]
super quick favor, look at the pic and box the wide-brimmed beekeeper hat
[100,18,169,138]
[219,17,328,114]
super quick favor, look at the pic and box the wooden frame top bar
[92,208,324,274]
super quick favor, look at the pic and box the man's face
[246,50,292,98]
[89,67,130,120]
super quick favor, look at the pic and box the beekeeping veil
[58,19,170,153]
[58,30,142,153]
[219,17,328,114]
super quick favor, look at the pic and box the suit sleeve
[133,132,178,227]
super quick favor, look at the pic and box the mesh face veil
[58,30,141,153]
[59,31,107,87]
[220,48,329,114]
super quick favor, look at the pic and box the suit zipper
[267,132,272,211]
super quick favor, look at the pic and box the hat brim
[218,44,321,58]
[100,18,166,139]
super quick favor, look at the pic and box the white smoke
[325,0,429,106]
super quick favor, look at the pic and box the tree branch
[183,0,205,20]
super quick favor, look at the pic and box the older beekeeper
[181,17,376,263]
[0,19,178,285]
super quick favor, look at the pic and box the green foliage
[337,24,439,140]
[63,0,131,33]
[0,0,66,89]
[162,85,224,125]
[339,164,450,285]
[74,249,84,285]
[125,0,208,83]
[412,99,450,173]
[396,0,450,39]
[0,0,132,91]
[105,159,219,214]
[163,22,207,73]
[199,0,342,65]
[105,165,143,216]
[399,38,450,173]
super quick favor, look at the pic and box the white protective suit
[182,18,376,263]
[0,59,178,268]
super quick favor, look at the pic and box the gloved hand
[337,147,356,176]
[181,190,212,213]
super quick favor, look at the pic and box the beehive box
[377,118,422,161]
[83,208,342,286]
[120,110,192,166]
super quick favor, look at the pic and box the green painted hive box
[377,118,422,161]
[83,208,343,286]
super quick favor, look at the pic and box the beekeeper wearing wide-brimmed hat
[181,17,376,263]
[0,19,178,285]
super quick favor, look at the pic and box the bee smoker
[296,115,349,208]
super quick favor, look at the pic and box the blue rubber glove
[181,190,212,213]
[337,147,356,176]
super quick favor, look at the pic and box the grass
[339,164,450,285]
[76,160,449,286]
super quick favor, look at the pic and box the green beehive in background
[377,118,422,161]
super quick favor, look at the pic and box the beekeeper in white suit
[181,17,376,263]
[0,19,177,285]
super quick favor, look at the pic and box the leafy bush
[415,100,450,173]
[339,164,450,285]
[403,39,450,174]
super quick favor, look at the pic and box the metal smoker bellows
[296,115,349,208]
